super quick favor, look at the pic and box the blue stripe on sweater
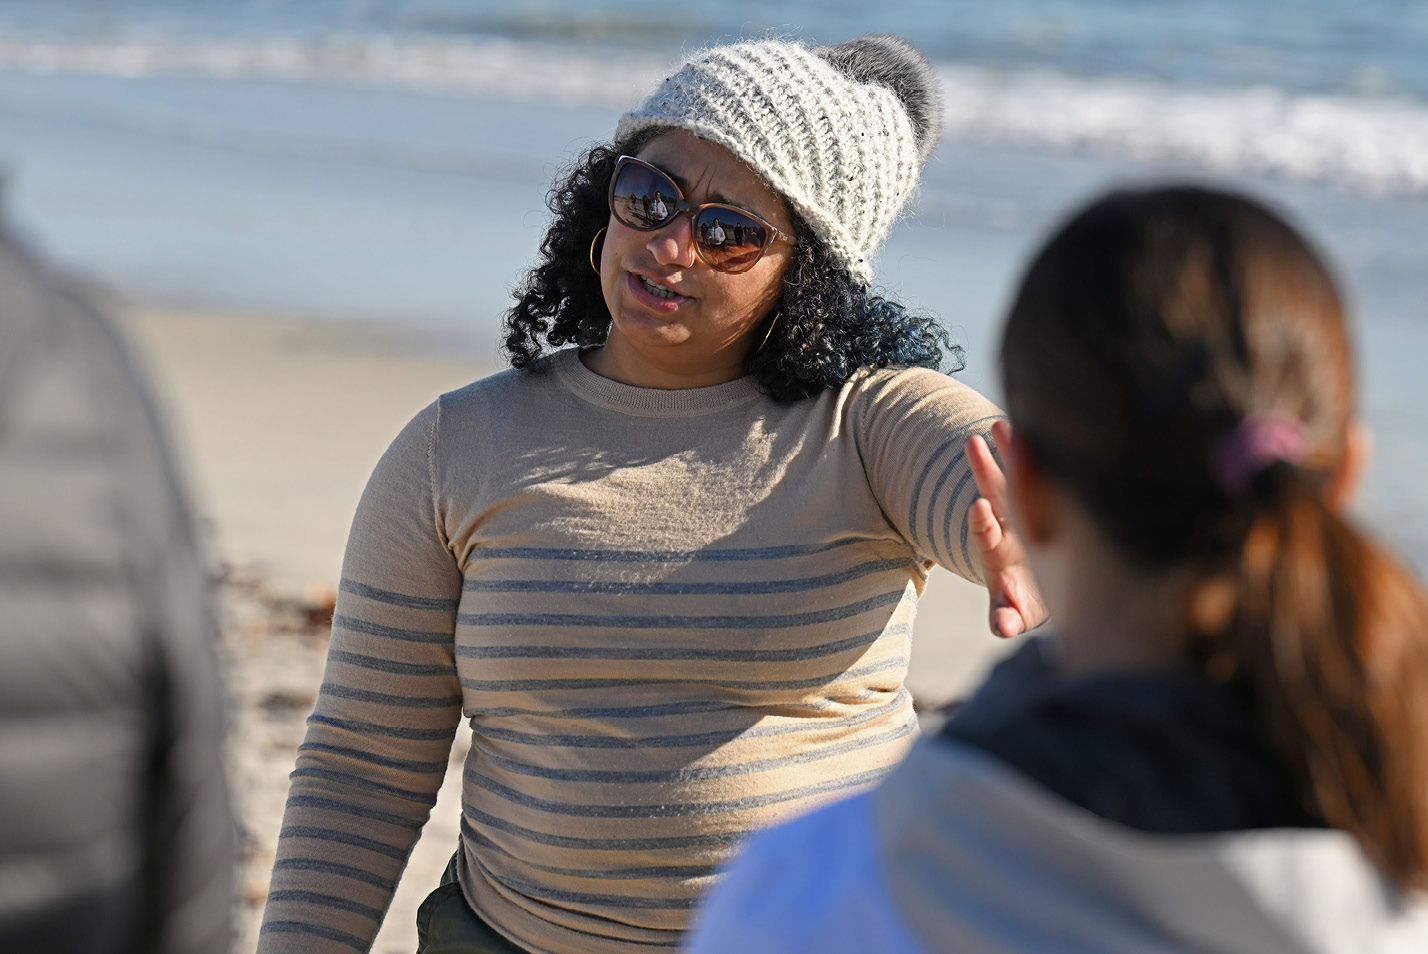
[306,713,454,741]
[459,655,905,695]
[467,692,905,750]
[466,538,870,563]
[477,722,913,784]
[904,414,1003,565]
[259,920,368,951]
[278,825,410,860]
[331,614,451,644]
[339,579,460,611]
[473,854,698,910]
[318,683,462,709]
[326,649,452,678]
[271,857,397,891]
[263,889,384,922]
[464,766,891,818]
[460,805,741,852]
[455,623,903,663]
[288,768,440,806]
[461,823,719,881]
[462,558,921,595]
[297,741,447,775]
[457,589,905,630]
[284,794,429,830]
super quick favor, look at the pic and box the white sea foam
[0,34,669,108]
[936,65,1428,197]
[2,34,1427,196]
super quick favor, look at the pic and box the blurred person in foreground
[0,227,234,953]
[686,186,1428,953]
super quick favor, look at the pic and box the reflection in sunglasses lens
[695,209,766,271]
[613,163,677,228]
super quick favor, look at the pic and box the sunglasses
[607,155,795,273]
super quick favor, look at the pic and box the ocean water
[0,0,1425,566]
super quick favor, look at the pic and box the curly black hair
[503,136,964,402]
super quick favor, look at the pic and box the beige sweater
[258,348,1002,954]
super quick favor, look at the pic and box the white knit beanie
[615,35,944,285]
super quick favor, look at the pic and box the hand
[966,420,1048,638]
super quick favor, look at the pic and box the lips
[627,270,690,310]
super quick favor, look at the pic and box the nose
[646,214,697,269]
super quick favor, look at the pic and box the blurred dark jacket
[0,229,234,953]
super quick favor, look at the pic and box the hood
[873,739,1428,954]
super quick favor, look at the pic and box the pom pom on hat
[816,34,944,162]
[615,35,943,285]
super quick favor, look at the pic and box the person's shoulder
[432,351,576,418]
[0,230,146,404]
[854,363,955,389]
[838,364,1004,437]
[687,792,908,954]
[841,364,992,408]
[437,360,540,408]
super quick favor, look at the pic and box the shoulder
[842,365,1003,434]
[0,233,165,450]
[0,232,190,550]
[435,355,560,415]
[419,351,583,447]
[687,793,926,954]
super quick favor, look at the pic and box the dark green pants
[415,855,531,954]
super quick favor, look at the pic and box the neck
[582,341,747,390]
[1035,502,1195,678]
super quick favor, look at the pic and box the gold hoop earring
[755,312,780,353]
[589,227,608,276]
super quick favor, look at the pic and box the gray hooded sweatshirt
[687,737,1428,954]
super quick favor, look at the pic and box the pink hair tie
[1211,415,1307,496]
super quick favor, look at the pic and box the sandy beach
[116,303,1012,954]
[5,6,1422,952]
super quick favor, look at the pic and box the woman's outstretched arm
[854,370,1046,637]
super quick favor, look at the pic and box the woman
[686,187,1428,953]
[257,35,1038,954]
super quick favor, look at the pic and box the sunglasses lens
[611,161,679,229]
[694,207,770,272]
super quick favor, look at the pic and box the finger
[990,604,1024,640]
[965,433,1007,514]
[968,496,1004,553]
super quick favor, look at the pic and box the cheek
[598,218,626,302]
[601,217,646,265]
[744,258,790,313]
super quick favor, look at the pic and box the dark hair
[1001,186,1428,889]
[502,136,962,402]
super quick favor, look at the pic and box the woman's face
[591,129,796,389]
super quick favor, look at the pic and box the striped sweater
[257,347,1002,954]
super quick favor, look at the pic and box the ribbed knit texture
[256,349,1002,954]
[616,41,925,284]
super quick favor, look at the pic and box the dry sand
[118,304,1012,954]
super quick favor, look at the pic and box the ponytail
[1217,467,1428,890]
[1001,185,1428,890]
